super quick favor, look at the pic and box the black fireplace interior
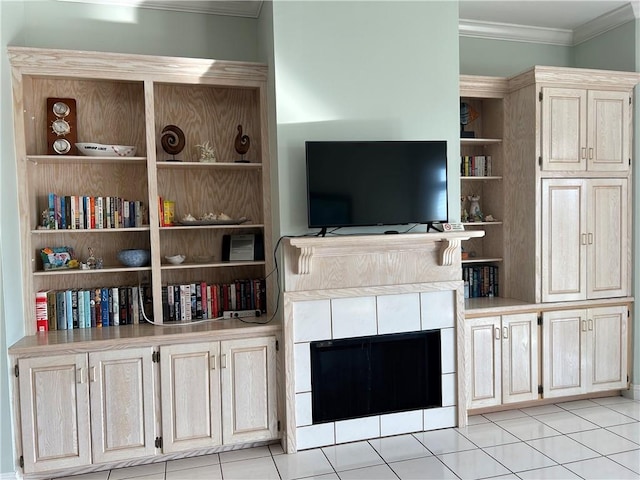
[310,330,442,424]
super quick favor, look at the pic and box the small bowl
[76,142,137,157]
[117,249,150,267]
[165,254,186,265]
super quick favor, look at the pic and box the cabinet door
[466,317,501,409]
[542,309,587,398]
[160,342,221,453]
[221,336,277,444]
[587,179,628,299]
[19,354,91,473]
[541,179,587,302]
[541,87,587,171]
[502,313,539,404]
[587,90,630,172]
[586,306,628,392]
[89,347,156,464]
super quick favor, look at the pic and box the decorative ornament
[460,102,479,138]
[467,194,483,221]
[234,124,250,162]
[196,141,217,162]
[161,124,185,161]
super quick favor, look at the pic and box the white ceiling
[59,0,640,45]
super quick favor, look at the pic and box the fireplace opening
[310,330,442,424]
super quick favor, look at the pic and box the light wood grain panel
[90,347,156,463]
[27,78,145,155]
[8,47,268,84]
[588,306,627,391]
[507,66,640,92]
[502,313,539,404]
[221,336,277,444]
[503,84,538,302]
[160,342,221,453]
[588,90,630,171]
[154,84,260,163]
[157,168,262,222]
[466,316,501,408]
[542,309,586,398]
[19,354,91,473]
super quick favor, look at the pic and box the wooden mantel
[282,231,484,293]
[285,231,484,275]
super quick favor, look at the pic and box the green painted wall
[272,0,461,235]
[460,36,572,76]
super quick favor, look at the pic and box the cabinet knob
[77,367,86,384]
[210,355,216,370]
[581,147,587,159]
[220,354,227,369]
[495,327,501,340]
[581,320,587,332]
[503,327,509,339]
[588,319,593,331]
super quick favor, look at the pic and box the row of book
[36,285,153,332]
[42,193,146,230]
[460,155,493,177]
[463,265,499,299]
[162,279,266,322]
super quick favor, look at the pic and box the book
[47,290,57,331]
[35,290,49,332]
[101,287,109,327]
[56,291,66,330]
[65,289,73,329]
[83,290,91,327]
[77,290,85,328]
[94,288,102,327]
[119,287,128,325]
[71,290,79,328]
[131,286,139,324]
[111,287,119,326]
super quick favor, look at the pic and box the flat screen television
[305,140,448,230]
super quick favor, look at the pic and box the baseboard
[623,383,640,401]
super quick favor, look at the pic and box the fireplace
[310,331,442,424]
[282,234,471,453]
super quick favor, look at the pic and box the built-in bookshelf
[460,76,507,304]
[9,47,274,336]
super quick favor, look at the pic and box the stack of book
[163,278,266,322]
[460,155,492,177]
[463,265,499,298]
[42,193,145,230]
[35,285,152,331]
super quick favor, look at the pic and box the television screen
[305,140,448,229]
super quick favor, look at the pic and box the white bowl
[76,142,137,157]
[165,254,185,265]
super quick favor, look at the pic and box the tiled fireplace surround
[282,233,478,453]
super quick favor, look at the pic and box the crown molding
[459,19,573,46]
[460,2,637,47]
[572,3,637,45]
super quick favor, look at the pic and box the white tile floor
[58,396,639,480]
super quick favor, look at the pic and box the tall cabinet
[463,66,638,413]
[8,47,280,478]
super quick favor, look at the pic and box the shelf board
[27,155,146,165]
[460,176,502,181]
[460,138,502,146]
[33,265,151,276]
[161,260,266,270]
[32,226,150,234]
[462,257,503,264]
[462,221,503,226]
[161,223,264,231]
[156,161,261,170]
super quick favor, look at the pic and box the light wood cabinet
[542,305,628,398]
[541,178,628,302]
[8,46,273,336]
[160,335,277,454]
[18,354,91,473]
[466,313,538,409]
[89,347,156,464]
[541,88,630,172]
[18,348,155,473]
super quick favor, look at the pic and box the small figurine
[196,141,217,162]
[234,124,250,162]
[161,124,185,161]
[86,247,97,269]
[467,194,483,221]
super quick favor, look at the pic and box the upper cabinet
[8,47,273,335]
[541,88,630,172]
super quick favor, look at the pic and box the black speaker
[222,234,264,261]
